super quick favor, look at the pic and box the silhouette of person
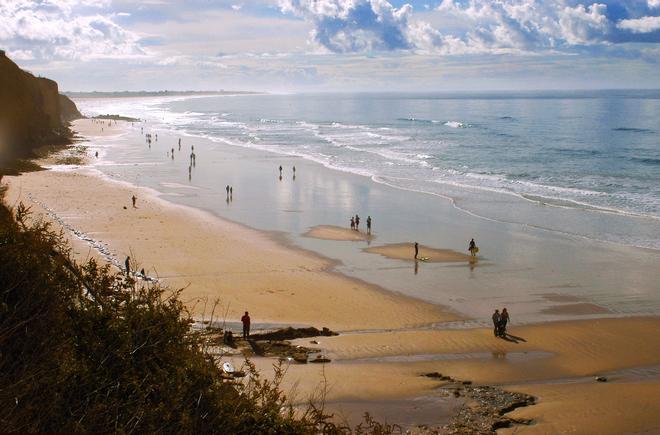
[469,238,477,256]
[355,214,360,231]
[499,308,510,337]
[125,256,131,275]
[366,216,372,234]
[132,195,136,208]
[350,216,355,230]
[95,151,98,158]
[492,309,501,337]
[414,242,419,259]
[226,185,230,198]
[241,311,251,339]
[230,186,233,200]
[279,165,283,176]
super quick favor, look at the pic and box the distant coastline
[64,90,264,98]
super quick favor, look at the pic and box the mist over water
[76,91,660,249]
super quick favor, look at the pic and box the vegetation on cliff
[0,188,348,433]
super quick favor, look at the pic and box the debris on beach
[419,373,536,433]
[443,385,535,434]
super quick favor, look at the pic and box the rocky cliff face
[59,94,82,122]
[0,50,82,166]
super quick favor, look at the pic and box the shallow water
[72,95,660,323]
[76,91,660,249]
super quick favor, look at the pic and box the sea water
[77,91,660,250]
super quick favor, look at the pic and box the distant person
[355,214,360,231]
[293,166,296,174]
[140,268,145,276]
[469,238,477,257]
[241,311,251,339]
[125,256,131,275]
[226,185,230,197]
[414,242,419,259]
[178,138,181,149]
[132,195,137,208]
[155,133,158,141]
[279,165,283,177]
[492,309,501,337]
[350,216,355,230]
[230,186,233,198]
[366,216,372,234]
[95,151,98,158]
[499,308,510,337]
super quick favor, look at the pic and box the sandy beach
[5,118,660,433]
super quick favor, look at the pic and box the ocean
[76,90,660,250]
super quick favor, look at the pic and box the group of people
[492,308,510,337]
[278,165,296,180]
[349,214,372,234]
[225,185,234,201]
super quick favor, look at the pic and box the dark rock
[462,380,473,385]
[249,326,338,341]
[596,376,607,382]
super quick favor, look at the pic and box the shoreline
[5,118,660,432]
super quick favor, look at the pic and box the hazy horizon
[2,1,660,92]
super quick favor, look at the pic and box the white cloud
[558,3,609,45]
[618,16,660,33]
[231,4,243,11]
[279,0,624,54]
[649,0,660,9]
[279,0,415,52]
[0,0,145,61]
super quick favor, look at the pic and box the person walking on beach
[241,311,251,339]
[355,214,360,231]
[366,216,372,235]
[178,138,181,150]
[499,308,510,337]
[492,309,501,337]
[230,186,233,199]
[226,185,230,198]
[350,216,355,230]
[132,195,137,208]
[125,256,131,276]
[279,165,283,177]
[293,166,296,175]
[469,238,477,257]
[414,242,419,259]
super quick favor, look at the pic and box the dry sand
[364,242,473,263]
[303,224,373,242]
[4,118,660,433]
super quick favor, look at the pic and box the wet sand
[364,242,473,263]
[4,118,660,433]
[303,225,373,242]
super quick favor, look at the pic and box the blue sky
[1,0,659,91]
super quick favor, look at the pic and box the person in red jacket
[241,311,251,339]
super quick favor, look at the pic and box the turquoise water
[77,91,660,249]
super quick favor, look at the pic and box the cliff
[0,50,82,167]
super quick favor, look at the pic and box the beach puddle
[338,350,554,365]
[324,393,462,430]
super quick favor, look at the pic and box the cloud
[0,0,146,61]
[618,16,660,33]
[280,0,660,54]
[231,4,243,11]
[279,0,415,52]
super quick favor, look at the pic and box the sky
[1,0,659,92]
